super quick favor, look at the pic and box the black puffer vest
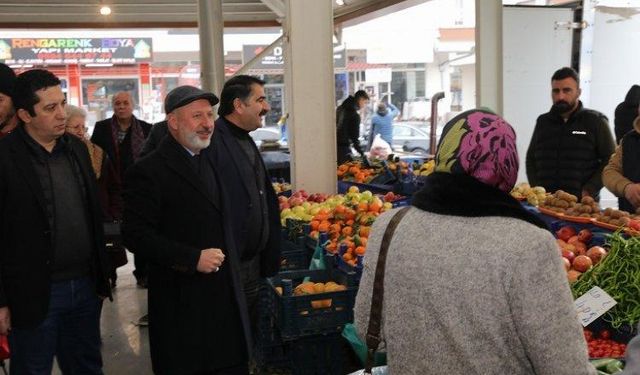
[530,106,607,198]
[620,131,640,212]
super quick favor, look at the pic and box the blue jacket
[371,103,399,145]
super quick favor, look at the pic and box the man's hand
[0,307,11,335]
[196,248,225,274]
[624,183,640,209]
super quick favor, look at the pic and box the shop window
[82,78,141,123]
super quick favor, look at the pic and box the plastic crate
[325,252,363,286]
[287,333,344,375]
[267,268,357,340]
[280,238,312,271]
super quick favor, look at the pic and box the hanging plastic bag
[342,323,387,367]
[369,134,392,160]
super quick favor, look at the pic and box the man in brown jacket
[603,104,640,213]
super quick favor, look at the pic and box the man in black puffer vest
[526,67,615,200]
[603,105,640,213]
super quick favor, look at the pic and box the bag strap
[364,206,411,373]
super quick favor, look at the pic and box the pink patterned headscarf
[434,109,519,193]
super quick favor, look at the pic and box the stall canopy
[0,0,424,29]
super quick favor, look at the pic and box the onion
[567,269,582,283]
[586,246,607,265]
[562,249,575,264]
[573,255,593,273]
[562,257,571,271]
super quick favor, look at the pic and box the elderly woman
[354,109,595,374]
[65,105,125,288]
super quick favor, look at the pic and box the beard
[183,129,212,152]
[0,107,15,129]
[551,100,575,115]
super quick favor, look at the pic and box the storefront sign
[0,38,153,65]
[242,42,347,70]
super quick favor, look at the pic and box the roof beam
[260,0,285,19]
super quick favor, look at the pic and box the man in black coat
[526,67,615,200]
[0,69,111,374]
[123,86,251,374]
[336,89,369,164]
[210,75,281,341]
[91,91,152,287]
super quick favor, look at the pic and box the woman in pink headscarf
[354,109,595,375]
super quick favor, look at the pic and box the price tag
[574,286,617,327]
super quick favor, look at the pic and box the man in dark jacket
[123,86,252,374]
[210,75,281,343]
[0,69,111,374]
[0,63,17,138]
[336,90,369,164]
[91,91,152,287]
[526,67,615,200]
[614,84,640,144]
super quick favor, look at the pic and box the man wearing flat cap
[123,86,252,374]
[0,63,18,138]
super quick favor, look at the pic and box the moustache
[259,109,269,116]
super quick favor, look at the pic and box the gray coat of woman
[354,109,595,375]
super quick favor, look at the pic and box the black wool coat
[0,130,111,328]
[122,135,251,374]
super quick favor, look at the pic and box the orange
[355,246,366,256]
[359,226,370,238]
[341,226,353,236]
[358,202,369,212]
[318,221,330,232]
[310,220,320,231]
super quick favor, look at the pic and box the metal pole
[430,91,445,155]
[197,0,225,94]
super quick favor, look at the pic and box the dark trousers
[240,256,261,336]
[133,253,147,281]
[337,145,352,165]
[8,277,103,375]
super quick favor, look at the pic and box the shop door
[502,6,574,184]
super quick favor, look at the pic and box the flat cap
[164,85,219,114]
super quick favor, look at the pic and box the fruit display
[411,159,435,177]
[386,160,412,176]
[586,329,627,360]
[381,191,407,204]
[336,162,379,183]
[593,208,633,227]
[510,183,547,206]
[272,181,292,194]
[555,226,607,282]
[540,190,579,213]
[279,186,394,268]
[572,232,640,329]
[274,280,347,309]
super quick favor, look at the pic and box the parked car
[391,123,431,155]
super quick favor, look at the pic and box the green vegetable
[591,358,617,370]
[606,359,624,374]
[572,231,640,328]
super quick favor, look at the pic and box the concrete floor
[96,255,152,375]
